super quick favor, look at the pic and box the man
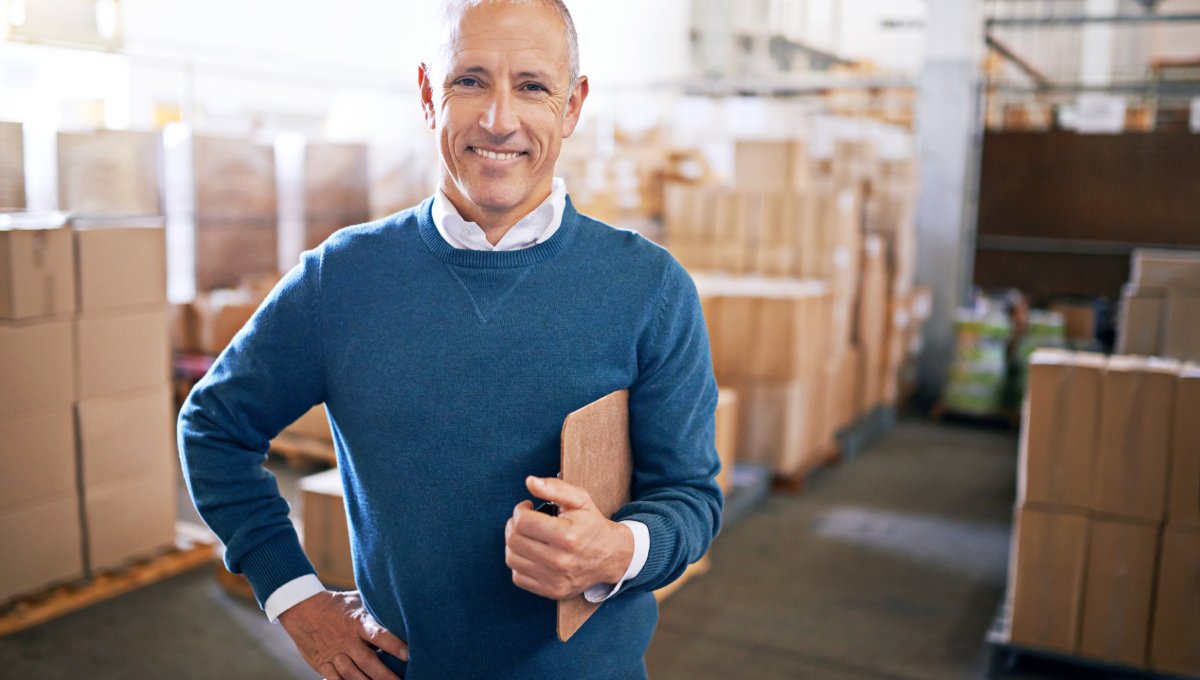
[177,1,721,678]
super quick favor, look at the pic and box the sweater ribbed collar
[417,194,580,269]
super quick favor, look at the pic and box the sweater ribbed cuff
[612,511,679,591]
[236,532,318,607]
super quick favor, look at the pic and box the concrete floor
[1,418,1038,679]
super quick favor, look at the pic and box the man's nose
[479,89,520,138]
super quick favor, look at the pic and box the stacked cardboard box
[0,221,83,602]
[72,223,177,573]
[664,138,921,441]
[1117,249,1200,362]
[0,122,25,210]
[695,275,834,478]
[56,130,162,217]
[1008,350,1199,676]
[193,136,279,291]
[304,143,371,249]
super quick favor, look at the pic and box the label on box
[1075,95,1126,135]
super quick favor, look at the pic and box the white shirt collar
[432,178,567,252]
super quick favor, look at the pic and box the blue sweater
[177,197,722,679]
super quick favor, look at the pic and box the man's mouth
[468,146,525,161]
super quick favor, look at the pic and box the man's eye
[522,83,547,93]
[456,77,480,88]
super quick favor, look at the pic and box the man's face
[420,1,588,226]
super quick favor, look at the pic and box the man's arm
[177,248,406,679]
[505,257,722,599]
[177,250,328,602]
[609,258,723,593]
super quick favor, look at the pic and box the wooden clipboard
[556,389,633,642]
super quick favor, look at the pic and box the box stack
[72,223,177,573]
[695,274,834,478]
[1007,349,1199,677]
[193,136,278,291]
[0,218,83,602]
[1117,248,1200,362]
[0,122,25,209]
[304,143,370,249]
[663,137,922,446]
[57,130,162,217]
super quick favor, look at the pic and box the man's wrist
[603,521,635,584]
[264,573,327,622]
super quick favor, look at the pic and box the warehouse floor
[1,418,1039,679]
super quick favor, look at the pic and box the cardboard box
[0,121,25,210]
[195,225,278,292]
[1092,356,1178,522]
[1116,286,1165,356]
[732,140,804,192]
[74,226,166,313]
[735,379,816,477]
[1150,525,1200,677]
[1048,301,1096,342]
[193,136,277,223]
[1132,248,1200,290]
[77,385,175,489]
[74,305,170,400]
[191,293,258,356]
[1078,518,1160,668]
[1162,291,1200,362]
[1007,506,1089,654]
[84,467,177,573]
[0,225,76,320]
[0,493,84,603]
[56,130,161,217]
[1169,365,1200,527]
[714,388,738,494]
[1018,351,1106,510]
[300,469,355,589]
[0,407,76,514]
[0,318,73,417]
[283,403,333,442]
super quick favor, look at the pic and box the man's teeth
[472,147,522,161]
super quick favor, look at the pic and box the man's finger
[333,653,370,680]
[510,503,569,545]
[360,626,409,662]
[525,476,591,510]
[507,530,570,571]
[349,646,400,680]
[318,661,342,680]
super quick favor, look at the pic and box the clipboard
[556,389,633,642]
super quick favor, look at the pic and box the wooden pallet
[270,432,337,467]
[772,446,843,495]
[0,523,217,637]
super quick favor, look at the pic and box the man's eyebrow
[516,70,554,82]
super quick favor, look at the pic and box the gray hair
[431,0,580,86]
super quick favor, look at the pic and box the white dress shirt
[263,179,650,622]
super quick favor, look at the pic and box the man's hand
[505,476,634,600]
[277,590,408,680]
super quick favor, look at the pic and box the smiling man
[177,1,722,679]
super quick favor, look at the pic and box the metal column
[913,0,984,397]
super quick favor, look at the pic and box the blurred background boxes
[57,130,161,217]
[0,122,25,210]
[1006,506,1088,655]
[1078,518,1159,668]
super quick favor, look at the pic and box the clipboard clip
[534,472,563,517]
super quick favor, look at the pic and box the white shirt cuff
[583,520,649,603]
[263,574,327,622]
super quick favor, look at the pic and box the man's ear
[418,63,437,130]
[560,75,589,138]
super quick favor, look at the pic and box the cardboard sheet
[556,390,632,642]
